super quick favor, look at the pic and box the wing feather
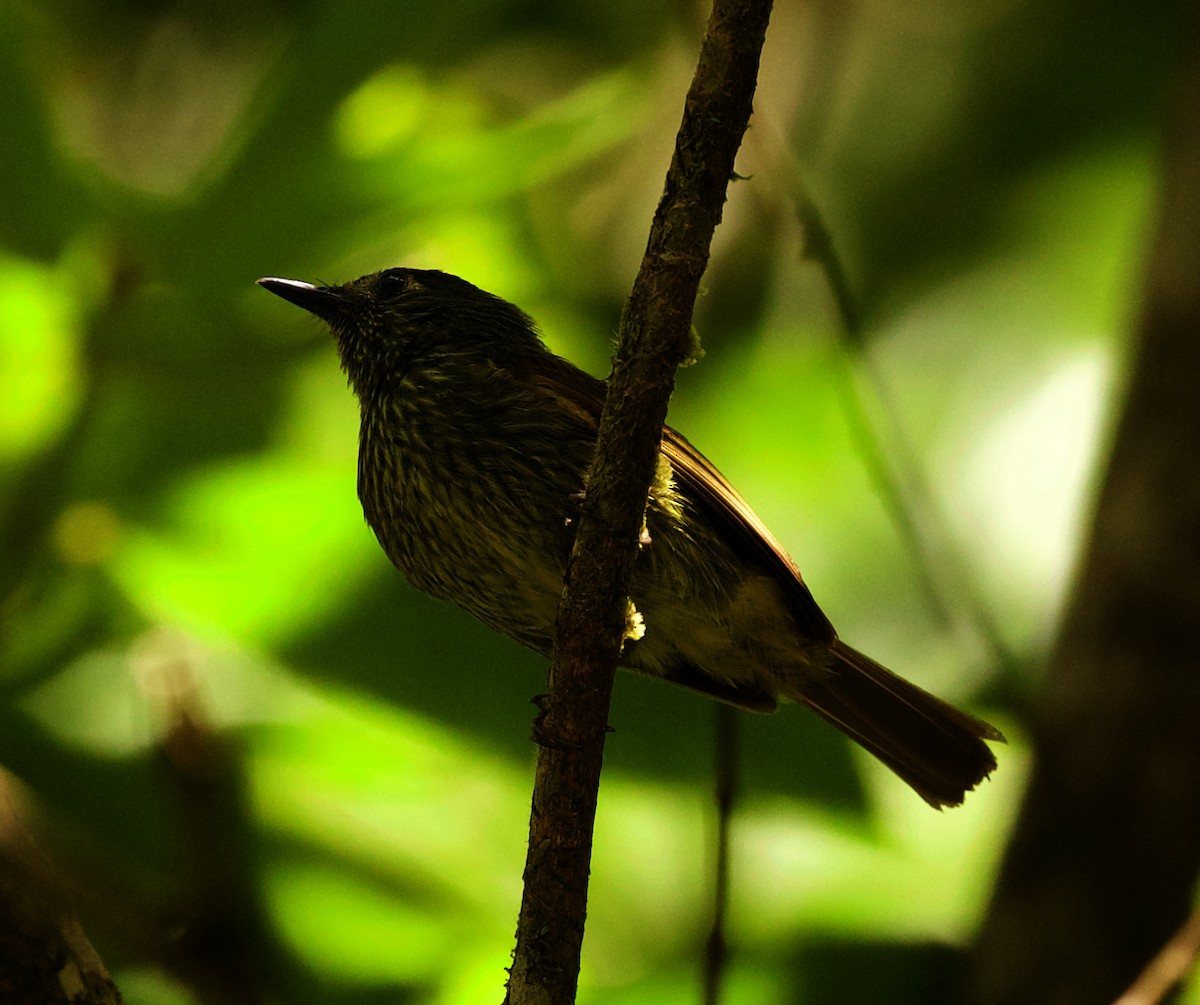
[531,363,835,644]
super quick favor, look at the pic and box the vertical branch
[504,2,774,1003]
[970,10,1200,1002]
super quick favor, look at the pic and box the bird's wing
[659,427,836,643]
[531,362,836,645]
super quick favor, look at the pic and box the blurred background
[1,0,1196,1002]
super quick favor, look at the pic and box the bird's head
[258,268,545,394]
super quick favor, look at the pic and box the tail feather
[788,640,1004,808]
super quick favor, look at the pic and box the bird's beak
[257,277,347,320]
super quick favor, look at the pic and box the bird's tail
[784,640,1004,808]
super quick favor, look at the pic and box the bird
[258,267,1002,807]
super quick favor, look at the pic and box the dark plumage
[258,267,1003,807]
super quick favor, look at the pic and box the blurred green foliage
[0,0,1188,1001]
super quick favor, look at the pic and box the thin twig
[794,182,1016,674]
[504,2,774,1003]
[702,703,739,1005]
[1112,909,1200,1005]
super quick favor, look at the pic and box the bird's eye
[377,269,417,298]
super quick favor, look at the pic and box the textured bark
[969,18,1200,1005]
[504,2,773,1003]
[0,802,124,1005]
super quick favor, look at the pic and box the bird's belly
[366,482,566,655]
